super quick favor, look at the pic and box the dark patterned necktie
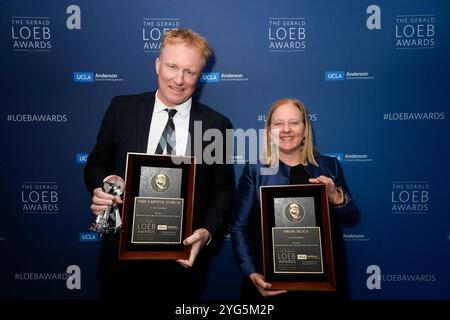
[155,108,177,155]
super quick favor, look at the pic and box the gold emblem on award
[285,202,305,222]
[151,173,170,192]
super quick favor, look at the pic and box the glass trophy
[89,175,125,235]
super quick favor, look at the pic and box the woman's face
[269,103,305,157]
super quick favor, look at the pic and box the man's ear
[155,57,160,75]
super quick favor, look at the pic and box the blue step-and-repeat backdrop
[1,0,449,300]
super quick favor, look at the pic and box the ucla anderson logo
[79,232,99,242]
[73,72,94,83]
[325,71,345,81]
[200,72,220,83]
[76,153,88,164]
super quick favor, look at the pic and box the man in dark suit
[84,29,235,300]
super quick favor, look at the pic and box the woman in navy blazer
[230,98,359,300]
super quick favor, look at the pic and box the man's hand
[176,228,211,268]
[90,187,123,215]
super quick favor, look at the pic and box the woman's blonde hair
[264,98,318,167]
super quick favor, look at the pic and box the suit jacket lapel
[136,92,155,153]
[187,100,204,157]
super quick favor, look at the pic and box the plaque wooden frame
[119,153,195,260]
[260,184,336,291]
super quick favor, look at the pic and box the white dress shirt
[146,91,191,155]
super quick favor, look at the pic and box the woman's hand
[249,273,287,297]
[309,175,345,206]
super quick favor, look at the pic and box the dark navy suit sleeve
[84,92,152,195]
[84,97,119,193]
[229,163,259,277]
[196,117,235,240]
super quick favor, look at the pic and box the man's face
[290,204,299,217]
[155,42,205,107]
[156,174,166,187]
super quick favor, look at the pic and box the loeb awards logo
[391,181,430,215]
[268,17,306,52]
[11,16,52,51]
[142,18,181,52]
[20,181,59,214]
[395,14,435,49]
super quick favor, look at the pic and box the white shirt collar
[154,90,191,118]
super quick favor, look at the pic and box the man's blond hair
[160,28,212,65]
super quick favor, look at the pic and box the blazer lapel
[186,101,204,157]
[136,92,155,153]
[260,162,290,187]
